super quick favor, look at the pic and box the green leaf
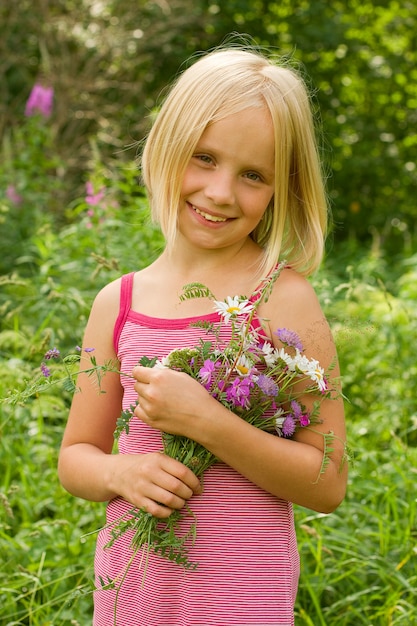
[139,356,158,368]
[179,282,216,302]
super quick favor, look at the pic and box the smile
[192,205,228,223]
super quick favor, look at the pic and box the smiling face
[178,106,275,253]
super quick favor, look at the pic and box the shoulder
[266,267,321,314]
[261,268,335,360]
[81,276,126,356]
[87,275,128,334]
[91,276,123,312]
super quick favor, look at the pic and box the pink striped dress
[93,272,299,625]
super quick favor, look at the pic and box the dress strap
[113,272,135,352]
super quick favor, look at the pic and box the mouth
[190,204,228,223]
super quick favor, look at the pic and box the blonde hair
[141,47,328,277]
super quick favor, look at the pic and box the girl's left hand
[132,365,214,438]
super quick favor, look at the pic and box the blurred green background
[1,2,416,625]
[2,0,416,255]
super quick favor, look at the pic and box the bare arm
[57,278,201,518]
[132,269,347,514]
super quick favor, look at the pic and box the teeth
[193,206,227,223]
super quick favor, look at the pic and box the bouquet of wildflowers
[107,263,335,572]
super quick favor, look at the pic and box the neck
[160,236,265,279]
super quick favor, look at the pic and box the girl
[58,46,347,625]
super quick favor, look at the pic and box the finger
[141,498,175,519]
[133,380,146,402]
[132,365,151,383]
[147,485,188,511]
[160,456,203,495]
[155,471,195,502]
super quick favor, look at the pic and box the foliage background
[1,0,416,249]
[1,1,416,624]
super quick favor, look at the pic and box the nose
[205,169,235,206]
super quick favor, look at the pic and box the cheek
[250,191,274,218]
[180,166,200,196]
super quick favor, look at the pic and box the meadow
[1,116,416,625]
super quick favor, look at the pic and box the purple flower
[40,363,51,377]
[290,400,310,427]
[199,359,217,388]
[290,400,302,418]
[84,347,95,353]
[226,377,253,409]
[282,415,296,437]
[6,185,23,205]
[44,347,60,360]
[25,84,54,118]
[256,374,278,397]
[274,328,303,351]
[85,181,105,206]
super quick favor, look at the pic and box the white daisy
[213,296,254,324]
[260,342,278,367]
[292,351,312,373]
[234,354,254,376]
[274,408,285,436]
[306,360,327,391]
[277,347,296,370]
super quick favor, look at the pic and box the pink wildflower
[85,181,105,206]
[198,359,217,388]
[226,377,254,409]
[25,84,54,118]
[6,185,23,205]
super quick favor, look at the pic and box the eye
[193,154,213,165]
[244,171,263,182]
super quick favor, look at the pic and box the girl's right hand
[109,452,203,519]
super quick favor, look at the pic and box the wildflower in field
[44,347,60,360]
[25,84,54,118]
[85,181,105,206]
[6,185,23,205]
[75,346,95,353]
[40,363,51,377]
